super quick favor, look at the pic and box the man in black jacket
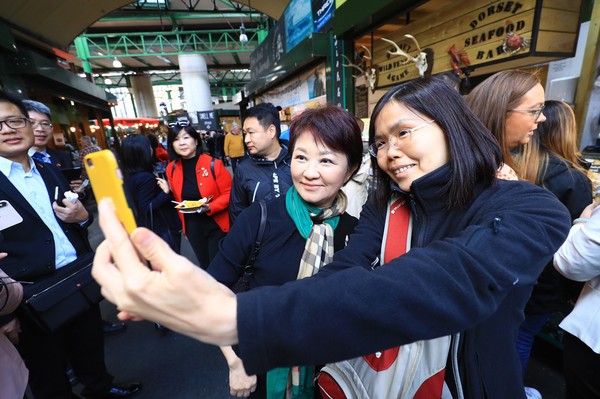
[229,103,292,225]
[0,91,141,399]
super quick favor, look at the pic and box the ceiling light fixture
[239,23,248,44]
[104,78,113,85]
[112,58,122,68]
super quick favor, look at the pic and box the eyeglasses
[509,104,545,121]
[368,119,435,157]
[30,121,53,129]
[168,120,190,128]
[0,117,29,130]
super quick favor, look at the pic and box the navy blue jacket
[124,170,181,236]
[236,164,571,399]
[208,196,357,289]
[228,147,292,225]
[47,148,74,170]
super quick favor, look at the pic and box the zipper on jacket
[491,217,501,234]
[409,194,428,247]
[251,182,260,203]
[451,333,465,399]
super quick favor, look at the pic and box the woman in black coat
[120,135,181,253]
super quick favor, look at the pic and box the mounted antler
[342,55,366,78]
[359,45,372,60]
[342,50,378,93]
[381,34,428,77]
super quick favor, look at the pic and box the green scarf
[285,186,342,239]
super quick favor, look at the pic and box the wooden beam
[574,0,600,144]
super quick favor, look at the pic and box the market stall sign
[371,0,582,87]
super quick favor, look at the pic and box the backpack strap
[210,157,215,180]
[240,200,267,280]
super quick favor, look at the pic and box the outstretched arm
[92,199,239,345]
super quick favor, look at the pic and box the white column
[130,74,158,117]
[178,54,213,124]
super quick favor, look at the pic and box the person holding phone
[93,77,570,398]
[166,123,232,269]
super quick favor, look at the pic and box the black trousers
[184,213,226,269]
[18,304,113,399]
[563,332,600,399]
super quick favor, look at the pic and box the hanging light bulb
[112,57,122,68]
[239,23,248,44]
[104,78,113,85]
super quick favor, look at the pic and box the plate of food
[172,196,212,213]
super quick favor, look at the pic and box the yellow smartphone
[84,150,137,234]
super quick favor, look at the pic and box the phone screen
[84,150,137,234]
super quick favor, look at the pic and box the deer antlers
[342,46,378,92]
[381,35,429,77]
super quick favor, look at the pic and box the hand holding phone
[84,150,137,234]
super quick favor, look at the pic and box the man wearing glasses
[23,100,74,169]
[0,91,142,399]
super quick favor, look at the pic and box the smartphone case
[0,200,24,230]
[84,150,137,234]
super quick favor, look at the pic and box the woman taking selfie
[166,123,232,269]
[93,77,570,399]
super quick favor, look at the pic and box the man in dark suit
[23,100,126,337]
[0,91,142,398]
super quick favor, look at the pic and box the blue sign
[313,0,334,32]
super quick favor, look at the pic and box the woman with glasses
[165,124,232,269]
[514,100,592,395]
[92,77,570,399]
[467,73,591,398]
[466,70,546,178]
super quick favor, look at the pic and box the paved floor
[84,199,567,398]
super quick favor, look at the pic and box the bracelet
[573,217,589,225]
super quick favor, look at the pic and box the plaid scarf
[270,187,348,399]
[285,186,347,280]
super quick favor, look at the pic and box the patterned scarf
[269,187,348,399]
[285,186,347,280]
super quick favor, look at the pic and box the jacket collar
[391,164,451,213]
[251,145,290,166]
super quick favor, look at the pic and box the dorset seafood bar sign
[371,0,582,87]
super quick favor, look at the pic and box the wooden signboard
[372,0,582,88]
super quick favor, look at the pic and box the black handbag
[21,252,103,332]
[230,200,267,293]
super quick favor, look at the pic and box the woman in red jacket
[166,123,231,269]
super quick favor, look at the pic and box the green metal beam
[77,28,261,59]
[95,68,251,89]
[98,12,265,22]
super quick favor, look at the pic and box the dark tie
[32,152,51,164]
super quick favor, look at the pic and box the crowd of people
[0,70,598,399]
